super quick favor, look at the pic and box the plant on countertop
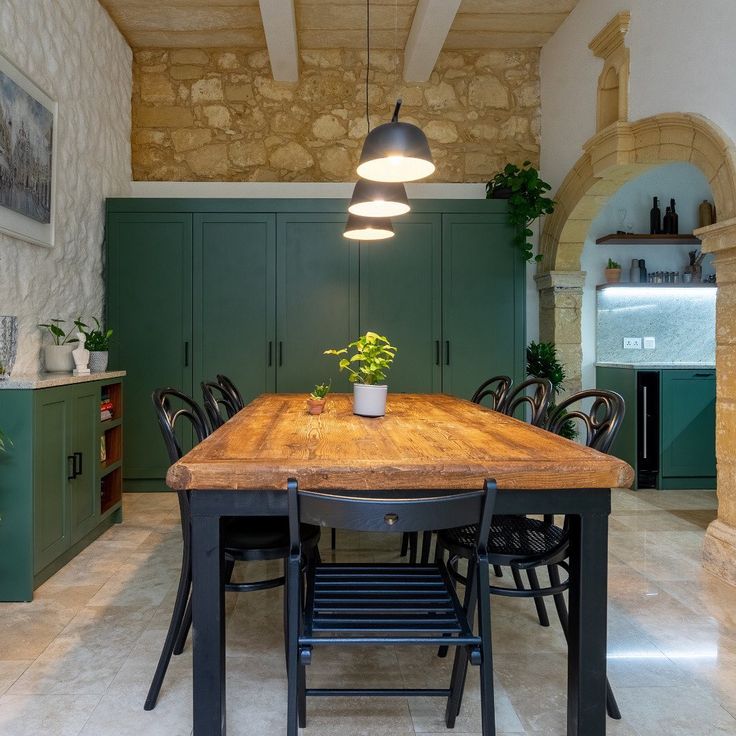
[309,380,331,400]
[526,341,576,440]
[324,332,397,385]
[38,318,82,345]
[80,317,113,351]
[606,258,621,270]
[486,160,556,264]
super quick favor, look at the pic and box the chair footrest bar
[305,688,451,698]
[300,636,480,646]
[225,575,285,593]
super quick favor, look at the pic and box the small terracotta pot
[307,398,326,415]
[604,268,622,283]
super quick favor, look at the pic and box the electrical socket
[623,337,642,349]
[643,337,656,350]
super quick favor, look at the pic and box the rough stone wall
[132,48,540,182]
[0,0,131,373]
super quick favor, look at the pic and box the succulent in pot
[324,331,397,417]
[604,257,622,283]
[80,317,113,372]
[307,380,331,415]
[38,318,81,372]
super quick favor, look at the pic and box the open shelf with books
[99,380,123,516]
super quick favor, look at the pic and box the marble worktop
[596,363,715,370]
[0,370,126,389]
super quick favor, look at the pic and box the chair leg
[420,531,433,564]
[400,532,409,557]
[435,539,451,659]
[331,527,336,551]
[476,558,496,736]
[283,557,290,667]
[145,550,191,710]
[492,564,503,578]
[298,660,307,727]
[548,565,621,720]
[286,555,301,736]
[408,532,418,564]
[172,596,192,656]
[526,568,550,627]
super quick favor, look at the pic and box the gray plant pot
[89,351,109,373]
[353,383,388,417]
[44,344,75,372]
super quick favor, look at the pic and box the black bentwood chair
[436,389,626,720]
[286,479,499,736]
[201,380,238,429]
[144,388,320,711]
[500,376,553,426]
[471,374,513,410]
[216,373,245,411]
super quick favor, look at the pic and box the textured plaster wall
[131,47,540,182]
[0,0,131,373]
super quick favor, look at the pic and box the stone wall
[0,0,131,373]
[132,48,540,182]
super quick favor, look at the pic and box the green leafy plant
[0,427,12,453]
[486,160,556,263]
[80,317,113,351]
[38,318,81,346]
[309,380,331,400]
[526,341,576,440]
[324,332,397,385]
[606,258,621,269]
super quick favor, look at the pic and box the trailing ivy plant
[324,332,397,385]
[486,161,556,263]
[526,340,577,440]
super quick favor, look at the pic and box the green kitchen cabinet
[107,212,193,482]
[0,376,124,601]
[359,214,442,393]
[276,213,359,392]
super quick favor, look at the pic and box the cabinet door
[276,214,359,392]
[661,370,716,478]
[107,213,193,481]
[69,384,99,544]
[33,388,71,573]
[359,215,441,392]
[194,214,276,403]
[441,213,524,400]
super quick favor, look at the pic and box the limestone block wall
[0,0,131,373]
[131,48,540,182]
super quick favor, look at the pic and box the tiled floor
[0,489,734,735]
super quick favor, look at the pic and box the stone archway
[537,111,736,586]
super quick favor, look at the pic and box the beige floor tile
[0,692,102,736]
[0,661,31,697]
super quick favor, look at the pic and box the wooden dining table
[167,392,634,736]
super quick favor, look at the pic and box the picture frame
[0,53,57,248]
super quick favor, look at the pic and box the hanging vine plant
[486,161,556,263]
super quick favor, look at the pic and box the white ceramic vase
[89,351,109,373]
[44,344,75,372]
[353,383,388,417]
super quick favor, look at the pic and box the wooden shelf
[100,459,122,477]
[596,233,701,245]
[597,282,716,291]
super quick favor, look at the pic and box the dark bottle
[650,196,661,234]
[663,206,673,234]
[639,258,647,282]
[670,198,679,234]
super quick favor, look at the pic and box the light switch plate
[643,336,656,350]
[623,337,642,349]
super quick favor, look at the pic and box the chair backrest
[288,479,498,555]
[501,376,553,427]
[201,381,238,429]
[151,388,210,464]
[216,374,245,411]
[547,389,625,454]
[471,375,513,410]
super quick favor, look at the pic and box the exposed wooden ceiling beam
[258,0,299,81]
[403,0,461,83]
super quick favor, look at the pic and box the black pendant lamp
[348,178,410,218]
[357,99,435,183]
[343,213,395,241]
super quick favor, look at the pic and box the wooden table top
[167,393,634,492]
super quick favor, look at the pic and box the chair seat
[223,517,320,558]
[439,516,566,559]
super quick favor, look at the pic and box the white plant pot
[44,344,75,372]
[353,383,388,417]
[89,351,109,373]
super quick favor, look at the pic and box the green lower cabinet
[69,386,100,544]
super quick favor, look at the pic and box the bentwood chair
[144,388,320,711]
[436,389,625,720]
[201,380,238,429]
[216,373,245,411]
[286,479,499,736]
[499,376,552,426]
[471,375,513,410]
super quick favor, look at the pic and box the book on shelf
[100,399,114,421]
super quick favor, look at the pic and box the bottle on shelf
[663,206,673,234]
[639,258,647,282]
[670,198,679,234]
[699,199,715,228]
[650,196,661,234]
[630,258,640,283]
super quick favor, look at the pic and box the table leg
[192,512,226,736]
[566,510,608,736]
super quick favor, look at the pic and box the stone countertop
[0,370,126,389]
[596,363,715,370]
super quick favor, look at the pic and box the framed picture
[0,53,57,248]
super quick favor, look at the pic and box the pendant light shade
[348,178,410,218]
[357,100,435,183]
[343,213,394,241]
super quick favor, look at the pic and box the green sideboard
[105,198,526,489]
[596,365,716,490]
[0,373,124,601]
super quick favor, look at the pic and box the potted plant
[324,331,397,417]
[38,318,81,372]
[526,341,576,440]
[604,258,622,283]
[81,317,113,372]
[486,160,556,263]
[307,380,331,415]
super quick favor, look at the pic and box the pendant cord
[365,0,370,132]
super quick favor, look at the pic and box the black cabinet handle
[434,340,440,366]
[74,452,83,477]
[184,341,189,367]
[693,372,712,377]
[268,341,273,367]
[279,341,283,367]
[67,455,76,481]
[445,341,450,366]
